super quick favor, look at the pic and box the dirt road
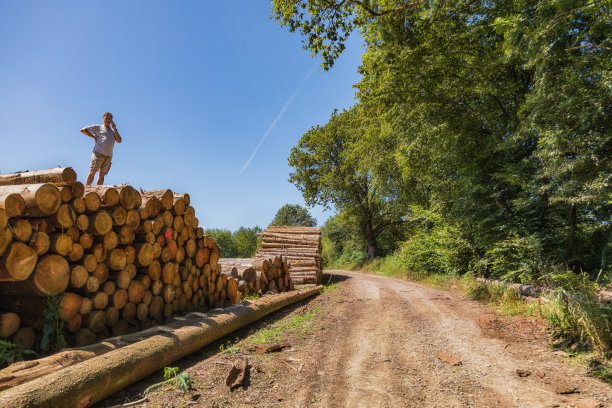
[100,271,612,408]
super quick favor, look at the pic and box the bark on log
[0,168,77,186]
[0,209,7,229]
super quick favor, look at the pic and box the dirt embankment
[99,270,612,408]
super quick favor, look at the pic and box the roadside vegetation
[272,0,611,379]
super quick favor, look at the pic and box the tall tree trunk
[566,203,576,261]
[365,222,378,259]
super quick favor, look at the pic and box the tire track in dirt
[290,271,612,408]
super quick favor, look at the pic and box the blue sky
[0,1,362,230]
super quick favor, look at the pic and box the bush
[475,233,549,283]
[399,222,473,278]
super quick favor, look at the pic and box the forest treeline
[273,0,611,284]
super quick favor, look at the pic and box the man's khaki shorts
[90,152,112,174]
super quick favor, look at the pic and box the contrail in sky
[238,65,317,175]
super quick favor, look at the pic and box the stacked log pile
[0,167,249,352]
[218,256,292,297]
[255,226,322,284]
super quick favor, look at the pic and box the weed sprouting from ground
[144,366,192,394]
[321,282,338,294]
[466,280,540,316]
[41,294,66,353]
[220,338,241,354]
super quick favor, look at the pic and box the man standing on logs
[81,112,122,186]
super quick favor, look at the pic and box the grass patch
[465,279,540,316]
[543,288,612,357]
[321,282,338,294]
[219,338,241,354]
[249,307,320,346]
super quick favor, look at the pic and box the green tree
[232,226,262,258]
[269,204,317,227]
[289,107,405,258]
[204,228,237,258]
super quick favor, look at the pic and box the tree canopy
[269,204,317,227]
[275,0,612,281]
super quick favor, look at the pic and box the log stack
[0,167,257,352]
[255,226,322,284]
[218,256,292,297]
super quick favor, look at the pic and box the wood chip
[253,341,291,354]
[436,352,462,366]
[226,357,249,389]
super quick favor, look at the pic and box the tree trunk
[566,203,577,262]
[0,167,76,186]
[0,184,62,217]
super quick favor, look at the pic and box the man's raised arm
[112,122,122,143]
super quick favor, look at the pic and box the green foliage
[249,307,319,345]
[544,280,612,356]
[275,0,611,282]
[0,339,37,367]
[269,204,316,227]
[219,338,241,354]
[40,294,66,353]
[465,280,539,316]
[476,233,550,284]
[144,366,192,395]
[232,226,262,258]
[205,228,237,258]
[205,226,262,258]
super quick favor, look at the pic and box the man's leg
[96,156,111,186]
[86,170,97,186]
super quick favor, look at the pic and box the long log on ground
[0,168,77,186]
[0,184,61,216]
[0,285,321,407]
[476,278,612,304]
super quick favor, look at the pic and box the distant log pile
[0,167,257,352]
[218,256,292,297]
[256,226,322,284]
